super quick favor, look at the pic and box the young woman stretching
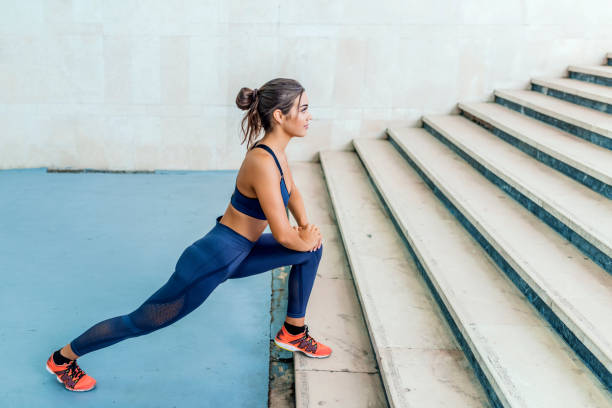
[46,78,331,392]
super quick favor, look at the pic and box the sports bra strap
[252,144,284,177]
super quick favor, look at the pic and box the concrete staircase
[318,52,612,407]
[282,163,388,408]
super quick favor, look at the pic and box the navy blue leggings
[70,215,323,357]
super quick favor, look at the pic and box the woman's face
[280,92,312,138]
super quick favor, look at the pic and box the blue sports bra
[230,143,291,220]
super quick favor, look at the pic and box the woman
[46,78,331,392]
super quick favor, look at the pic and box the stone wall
[1,0,611,170]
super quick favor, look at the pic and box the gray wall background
[1,0,611,170]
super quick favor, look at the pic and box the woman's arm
[251,154,316,251]
[287,186,309,227]
[288,183,322,252]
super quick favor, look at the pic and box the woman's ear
[272,108,284,126]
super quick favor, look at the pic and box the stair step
[494,89,612,150]
[353,136,612,407]
[295,372,388,408]
[569,65,612,79]
[530,77,611,113]
[568,65,612,86]
[320,151,489,407]
[390,125,612,390]
[421,113,612,275]
[287,163,387,408]
[457,101,612,198]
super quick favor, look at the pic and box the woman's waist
[220,206,268,242]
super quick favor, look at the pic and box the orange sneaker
[46,353,96,392]
[274,324,332,358]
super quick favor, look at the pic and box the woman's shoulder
[242,146,277,177]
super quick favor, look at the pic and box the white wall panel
[1,0,611,169]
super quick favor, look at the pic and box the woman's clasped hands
[293,223,322,252]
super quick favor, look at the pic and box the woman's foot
[46,351,96,392]
[274,324,332,358]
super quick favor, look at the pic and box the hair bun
[237,78,304,150]
[236,87,257,111]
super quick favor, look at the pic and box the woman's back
[230,143,292,220]
[222,78,308,248]
[219,141,293,243]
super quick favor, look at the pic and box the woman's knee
[313,242,323,259]
[300,243,322,266]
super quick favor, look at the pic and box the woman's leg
[229,234,332,358]
[68,235,251,358]
[228,233,323,319]
[69,272,224,357]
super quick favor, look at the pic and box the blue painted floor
[0,168,271,408]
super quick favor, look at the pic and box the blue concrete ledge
[531,83,611,114]
[268,266,295,403]
[568,71,612,87]
[354,150,503,408]
[459,109,612,200]
[495,95,612,151]
[0,168,271,407]
[389,129,612,392]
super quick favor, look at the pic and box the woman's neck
[257,129,290,154]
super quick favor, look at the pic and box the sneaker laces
[65,360,86,383]
[303,325,316,343]
[296,325,318,352]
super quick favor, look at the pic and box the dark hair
[235,78,305,150]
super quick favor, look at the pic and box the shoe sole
[45,362,96,392]
[274,337,331,359]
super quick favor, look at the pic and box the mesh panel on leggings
[128,296,186,331]
[71,315,131,351]
[285,249,321,318]
[71,294,187,356]
[287,265,303,317]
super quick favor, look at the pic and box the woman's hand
[293,224,322,252]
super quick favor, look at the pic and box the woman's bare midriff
[219,204,269,243]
